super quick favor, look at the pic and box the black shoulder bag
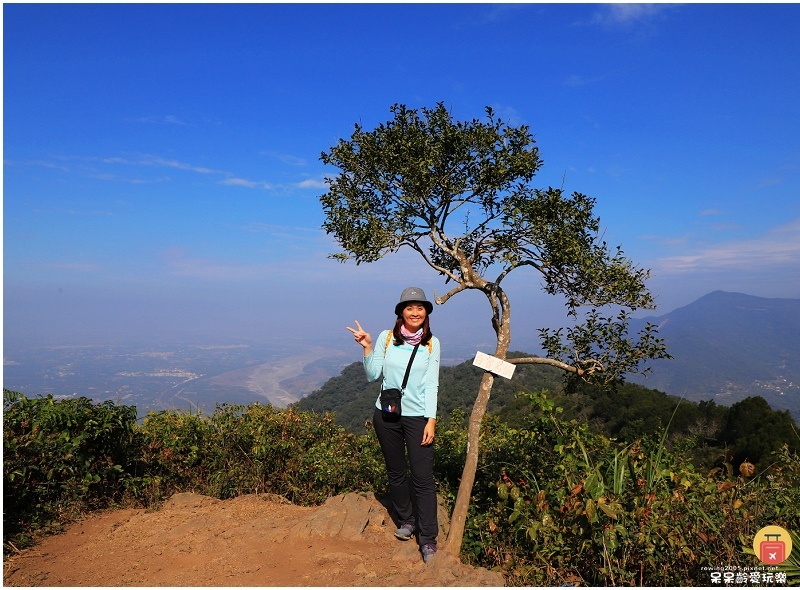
[380,342,420,417]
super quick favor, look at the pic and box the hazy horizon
[4,4,799,358]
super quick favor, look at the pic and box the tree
[318,103,670,555]
[719,396,800,467]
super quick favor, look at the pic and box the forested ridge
[294,352,799,469]
[296,353,559,433]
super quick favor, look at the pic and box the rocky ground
[3,491,505,587]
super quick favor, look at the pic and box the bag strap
[401,343,421,391]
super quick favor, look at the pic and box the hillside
[295,355,799,462]
[295,353,564,433]
[628,291,800,420]
[299,294,800,433]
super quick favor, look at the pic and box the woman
[347,287,441,564]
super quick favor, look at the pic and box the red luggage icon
[760,534,786,564]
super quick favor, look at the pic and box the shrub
[3,390,138,547]
[448,390,800,586]
[5,388,798,586]
[129,403,386,506]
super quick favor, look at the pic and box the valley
[3,341,351,418]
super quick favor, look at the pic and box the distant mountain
[629,291,800,421]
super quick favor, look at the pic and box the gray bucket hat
[395,287,433,316]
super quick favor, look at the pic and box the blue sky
[4,3,800,357]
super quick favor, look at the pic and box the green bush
[3,393,387,550]
[130,405,213,502]
[3,389,138,546]
[446,391,800,586]
[129,402,386,506]
[4,388,798,586]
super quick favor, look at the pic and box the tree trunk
[442,370,495,555]
[443,286,511,556]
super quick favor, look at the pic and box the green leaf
[585,498,598,523]
[598,502,620,519]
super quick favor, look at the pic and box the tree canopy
[320,103,667,384]
[319,102,670,554]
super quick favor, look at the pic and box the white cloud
[593,4,669,26]
[487,104,524,126]
[219,177,272,189]
[24,152,326,194]
[241,222,276,233]
[296,178,328,189]
[87,172,170,184]
[564,71,616,88]
[58,153,274,187]
[82,154,226,175]
[655,218,800,273]
[164,115,187,125]
[278,154,307,166]
[142,156,223,175]
[482,4,525,23]
[4,159,70,172]
[260,150,308,166]
[136,115,188,125]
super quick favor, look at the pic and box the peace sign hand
[346,320,373,354]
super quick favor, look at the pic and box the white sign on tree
[473,351,516,380]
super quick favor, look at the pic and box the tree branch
[434,282,468,305]
[506,356,584,375]
[496,259,544,285]
[408,240,461,284]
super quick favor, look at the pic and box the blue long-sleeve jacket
[363,330,440,419]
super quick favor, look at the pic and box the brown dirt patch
[3,492,504,587]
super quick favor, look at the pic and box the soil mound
[3,491,505,587]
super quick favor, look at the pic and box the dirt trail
[3,492,505,587]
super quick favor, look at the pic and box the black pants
[372,407,438,546]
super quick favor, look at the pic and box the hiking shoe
[394,522,415,540]
[421,542,437,563]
